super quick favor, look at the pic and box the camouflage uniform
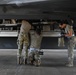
[17,20,31,64]
[58,37,65,47]
[29,30,42,66]
[58,28,65,47]
[65,25,75,67]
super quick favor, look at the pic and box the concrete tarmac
[0,49,76,75]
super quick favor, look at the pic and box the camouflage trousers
[17,33,29,59]
[58,37,65,47]
[67,37,75,64]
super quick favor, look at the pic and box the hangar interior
[0,1,76,75]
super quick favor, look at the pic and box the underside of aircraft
[0,0,76,20]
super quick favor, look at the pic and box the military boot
[29,56,33,65]
[23,57,27,65]
[33,51,41,67]
[29,54,35,65]
[66,63,73,67]
[66,58,74,67]
[33,59,41,67]
[17,56,22,65]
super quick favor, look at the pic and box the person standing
[17,20,31,65]
[59,20,75,67]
